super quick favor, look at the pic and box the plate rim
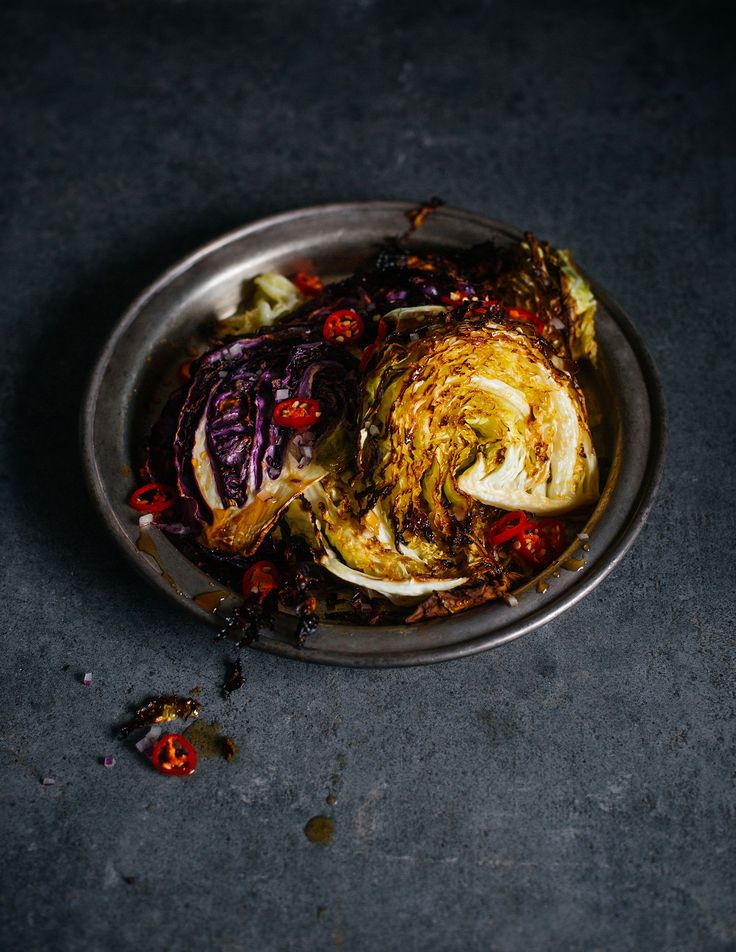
[81,201,667,667]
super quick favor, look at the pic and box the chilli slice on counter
[150,733,197,776]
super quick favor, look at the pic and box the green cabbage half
[289,313,598,600]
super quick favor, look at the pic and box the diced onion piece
[135,725,164,756]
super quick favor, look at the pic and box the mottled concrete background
[1,1,734,950]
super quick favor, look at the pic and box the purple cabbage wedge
[146,325,359,556]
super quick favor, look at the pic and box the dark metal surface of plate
[81,202,666,666]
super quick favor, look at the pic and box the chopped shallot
[135,725,164,757]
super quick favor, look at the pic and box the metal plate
[81,202,666,667]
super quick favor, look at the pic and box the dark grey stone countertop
[1,2,733,950]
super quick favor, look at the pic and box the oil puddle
[304,815,335,844]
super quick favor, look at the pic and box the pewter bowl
[81,202,665,666]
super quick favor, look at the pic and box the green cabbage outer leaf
[482,234,598,365]
[556,249,598,363]
[216,272,304,337]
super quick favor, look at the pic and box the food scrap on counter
[222,658,245,698]
[118,695,201,738]
[185,719,239,763]
[304,815,335,845]
[114,692,240,777]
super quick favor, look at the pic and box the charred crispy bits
[119,696,201,737]
[405,577,510,622]
[403,196,444,237]
[223,658,246,698]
